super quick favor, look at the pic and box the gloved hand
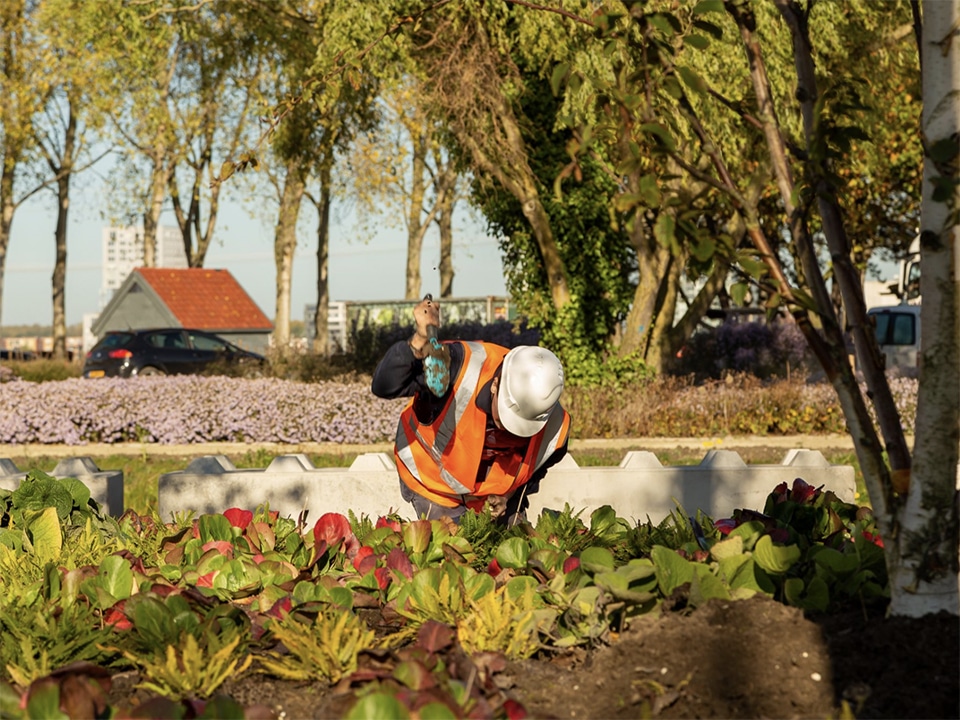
[484,494,509,519]
[411,294,441,344]
[410,294,450,397]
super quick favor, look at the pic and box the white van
[867,304,921,370]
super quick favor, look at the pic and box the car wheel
[138,366,165,377]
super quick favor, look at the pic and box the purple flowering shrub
[564,373,918,437]
[0,370,917,444]
[673,320,813,380]
[0,376,406,445]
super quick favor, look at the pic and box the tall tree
[888,0,959,617]
[431,142,460,298]
[0,0,49,329]
[94,2,263,268]
[271,153,306,346]
[345,84,461,300]
[94,0,180,266]
[402,4,574,310]
[475,0,954,613]
[33,0,110,359]
[166,9,263,268]
[239,0,377,348]
[305,150,335,355]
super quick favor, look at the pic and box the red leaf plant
[374,567,392,590]
[312,512,360,559]
[103,601,132,631]
[772,478,822,505]
[223,507,253,530]
[385,547,415,580]
[201,540,235,558]
[376,516,402,532]
[353,546,378,575]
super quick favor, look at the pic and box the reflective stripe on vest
[532,405,567,472]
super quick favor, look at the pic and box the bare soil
[106,595,958,720]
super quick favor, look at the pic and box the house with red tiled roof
[91,268,273,352]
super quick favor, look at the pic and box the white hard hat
[497,346,564,437]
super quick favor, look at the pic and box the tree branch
[502,0,594,26]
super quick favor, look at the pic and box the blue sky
[5,179,507,328]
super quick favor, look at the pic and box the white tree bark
[273,157,306,348]
[888,0,960,618]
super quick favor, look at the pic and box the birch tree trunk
[0,167,15,329]
[404,133,427,300]
[142,144,166,268]
[888,0,960,618]
[437,196,455,298]
[50,103,76,360]
[312,156,333,356]
[273,157,306,348]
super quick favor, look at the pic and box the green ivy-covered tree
[470,75,638,384]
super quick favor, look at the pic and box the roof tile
[135,268,273,331]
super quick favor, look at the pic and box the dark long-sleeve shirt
[371,340,568,491]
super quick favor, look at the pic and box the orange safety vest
[394,341,570,509]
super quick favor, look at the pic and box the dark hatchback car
[83,329,266,378]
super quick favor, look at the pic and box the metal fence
[304,296,513,352]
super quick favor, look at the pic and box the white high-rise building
[100,226,188,307]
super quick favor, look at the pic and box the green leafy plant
[457,580,556,659]
[78,554,136,610]
[108,593,252,699]
[714,478,889,611]
[0,598,115,687]
[257,608,375,683]
[121,631,251,700]
[395,564,495,627]
[457,509,510,570]
[623,506,710,559]
[4,470,104,525]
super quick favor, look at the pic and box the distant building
[91,268,273,353]
[100,226,188,308]
[304,296,513,352]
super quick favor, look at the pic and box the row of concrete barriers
[0,449,856,524]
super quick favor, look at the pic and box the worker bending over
[372,295,570,526]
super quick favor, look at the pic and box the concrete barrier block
[349,453,396,471]
[619,451,663,469]
[155,448,857,528]
[700,450,747,467]
[184,455,236,474]
[0,457,124,517]
[554,453,579,469]
[52,457,103,476]
[528,458,855,524]
[781,449,830,467]
[266,454,315,472]
[158,462,407,523]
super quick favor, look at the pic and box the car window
[147,331,188,350]
[890,313,916,345]
[189,332,230,352]
[873,312,916,346]
[93,333,134,351]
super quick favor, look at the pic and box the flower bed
[0,376,406,445]
[0,373,918,445]
[0,470,896,718]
